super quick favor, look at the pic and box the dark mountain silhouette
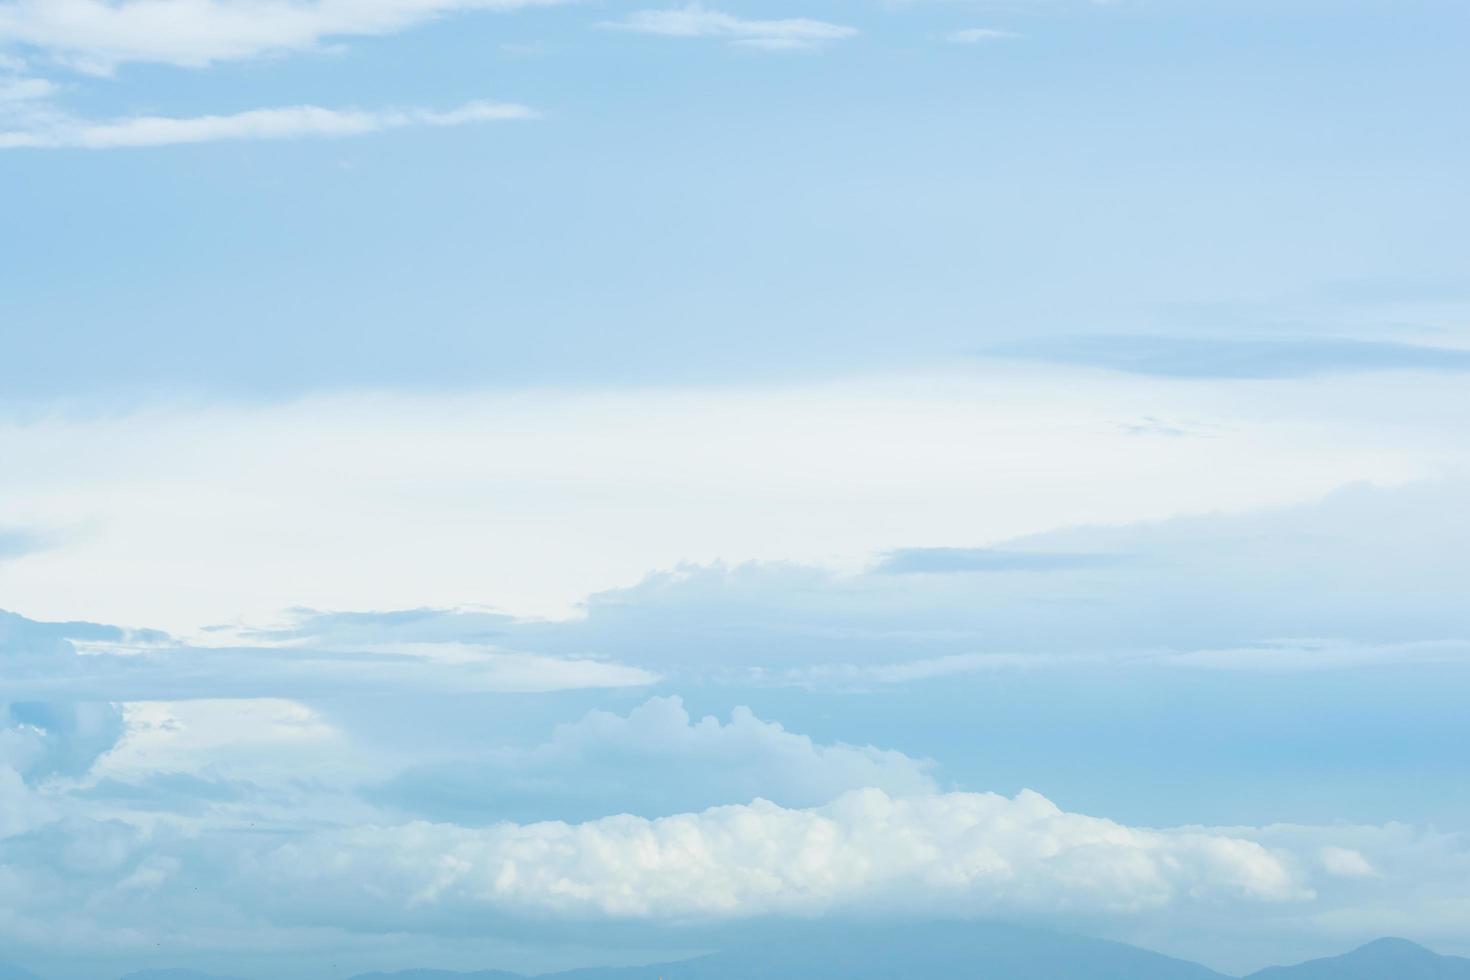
[1247,937,1470,980]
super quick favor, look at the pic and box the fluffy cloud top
[233,788,1311,923]
[2,684,1468,966]
[373,696,937,822]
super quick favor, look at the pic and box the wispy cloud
[945,27,1019,43]
[0,72,54,101]
[874,546,1120,575]
[0,98,533,149]
[983,334,1470,379]
[605,4,857,50]
[0,0,559,73]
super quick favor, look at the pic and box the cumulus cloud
[0,763,54,836]
[605,5,857,50]
[0,98,533,149]
[251,788,1308,924]
[0,0,558,72]
[372,696,937,822]
[0,684,1466,965]
[1318,846,1377,878]
[0,700,125,781]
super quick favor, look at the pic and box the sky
[2,0,1470,977]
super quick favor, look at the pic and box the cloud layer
[985,335,1470,379]
[8,752,1468,965]
[2,373,1449,636]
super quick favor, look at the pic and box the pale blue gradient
[3,1,1469,402]
[4,1,1470,976]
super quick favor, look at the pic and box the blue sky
[3,1,1470,978]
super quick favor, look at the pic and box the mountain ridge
[3,928,1465,980]
[1247,936,1470,979]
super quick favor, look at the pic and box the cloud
[983,334,1470,379]
[945,28,1018,43]
[371,696,937,823]
[0,607,656,703]
[471,480,1470,676]
[9,774,1421,962]
[1,701,125,782]
[1318,846,1377,879]
[0,763,53,836]
[12,478,1470,697]
[0,679,1466,967]
[0,374,1449,636]
[239,788,1312,925]
[0,72,53,101]
[0,98,533,149]
[874,547,1120,575]
[0,0,559,73]
[4,795,1467,970]
[0,527,47,560]
[604,5,857,49]
[94,699,340,778]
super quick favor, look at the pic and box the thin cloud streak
[945,28,1019,43]
[0,98,534,148]
[604,4,857,49]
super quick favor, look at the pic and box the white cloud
[0,763,53,836]
[535,696,934,800]
[1319,846,1377,878]
[94,699,340,776]
[945,28,1018,43]
[1,687,1467,966]
[0,71,53,100]
[606,4,856,50]
[1,370,1451,637]
[258,788,1309,922]
[0,0,558,73]
[373,696,937,822]
[0,98,532,149]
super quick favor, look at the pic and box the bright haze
[2,1,1469,978]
